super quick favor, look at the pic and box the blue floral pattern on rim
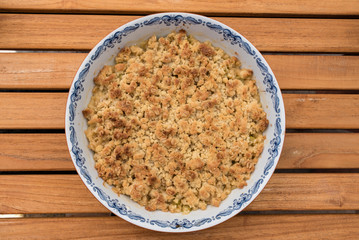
[67,14,283,230]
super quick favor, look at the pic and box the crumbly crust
[83,30,268,213]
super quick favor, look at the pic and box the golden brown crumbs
[83,30,268,213]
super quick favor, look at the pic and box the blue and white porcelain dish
[65,12,285,232]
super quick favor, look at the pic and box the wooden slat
[0,93,66,129]
[1,93,358,129]
[1,133,359,172]
[1,14,358,52]
[265,55,359,90]
[1,0,358,16]
[0,53,86,90]
[284,94,359,129]
[0,175,105,214]
[0,173,358,214]
[278,133,359,169]
[2,53,359,90]
[1,215,359,239]
[242,173,359,211]
[0,134,72,171]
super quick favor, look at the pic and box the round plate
[65,12,285,232]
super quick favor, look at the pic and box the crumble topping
[83,30,268,213]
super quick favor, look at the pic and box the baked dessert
[82,30,268,213]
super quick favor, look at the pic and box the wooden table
[1,1,359,239]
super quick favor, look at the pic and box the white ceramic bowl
[65,12,285,232]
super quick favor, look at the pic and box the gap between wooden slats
[0,14,358,52]
[1,53,359,90]
[0,93,358,129]
[0,0,358,16]
[1,215,359,239]
[0,173,358,213]
[0,133,359,171]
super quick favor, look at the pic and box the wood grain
[0,134,72,171]
[284,94,359,129]
[0,174,105,214]
[0,93,66,129]
[1,93,358,129]
[1,0,358,16]
[278,133,359,169]
[247,173,359,211]
[1,133,359,171]
[1,14,358,52]
[264,55,359,90]
[1,1,358,239]
[0,52,86,90]
[2,53,359,90]
[1,214,359,239]
[0,173,358,214]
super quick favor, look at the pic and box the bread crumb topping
[83,31,268,213]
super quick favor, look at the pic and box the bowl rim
[65,12,286,232]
